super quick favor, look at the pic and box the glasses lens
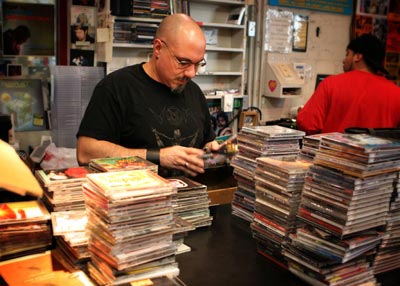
[177,60,192,68]
[161,40,206,69]
[198,59,207,67]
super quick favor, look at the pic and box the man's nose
[184,64,197,78]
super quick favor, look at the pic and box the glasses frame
[159,39,207,69]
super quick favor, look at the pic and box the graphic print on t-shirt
[149,105,199,147]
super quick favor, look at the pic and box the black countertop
[176,204,400,286]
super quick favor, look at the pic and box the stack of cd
[230,152,257,223]
[299,164,395,237]
[35,166,95,212]
[131,22,158,44]
[168,176,213,228]
[35,166,95,272]
[299,133,334,160]
[239,126,305,158]
[284,249,378,286]
[373,173,400,274]
[50,210,91,273]
[314,133,400,178]
[251,155,311,267]
[83,170,180,285]
[287,225,385,264]
[284,133,400,285]
[230,125,305,223]
[132,0,170,18]
[300,133,400,237]
[0,200,52,261]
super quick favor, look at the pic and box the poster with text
[2,2,55,56]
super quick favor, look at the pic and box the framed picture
[0,79,46,132]
[239,110,259,129]
[2,2,55,56]
[203,28,218,45]
[70,49,95,66]
[292,14,309,52]
[71,6,96,27]
[71,25,96,45]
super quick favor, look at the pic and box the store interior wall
[252,3,352,123]
[5,1,353,152]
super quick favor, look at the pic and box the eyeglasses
[159,40,206,69]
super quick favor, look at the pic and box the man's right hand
[160,145,205,177]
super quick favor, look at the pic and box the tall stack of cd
[50,66,104,148]
[168,176,211,255]
[35,166,95,273]
[83,170,180,285]
[230,125,305,224]
[284,133,400,286]
[168,176,213,228]
[252,155,311,268]
[373,172,400,274]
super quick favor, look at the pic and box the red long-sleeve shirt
[297,70,400,135]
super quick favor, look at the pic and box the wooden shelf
[199,22,245,29]
[208,186,236,206]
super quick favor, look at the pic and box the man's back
[297,70,400,135]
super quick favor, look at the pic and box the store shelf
[112,43,153,49]
[108,0,248,108]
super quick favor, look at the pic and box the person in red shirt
[297,33,400,135]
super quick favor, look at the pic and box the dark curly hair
[217,111,229,124]
[14,25,31,44]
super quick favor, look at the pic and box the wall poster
[264,9,293,53]
[2,2,55,56]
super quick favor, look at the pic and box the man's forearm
[76,136,146,165]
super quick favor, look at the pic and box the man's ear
[153,39,163,58]
[353,52,363,63]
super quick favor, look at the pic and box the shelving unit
[188,0,247,101]
[107,16,161,74]
[108,0,248,107]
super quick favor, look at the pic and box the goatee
[171,78,190,94]
[171,84,185,94]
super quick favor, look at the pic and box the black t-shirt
[3,30,17,55]
[77,64,215,149]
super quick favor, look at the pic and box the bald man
[77,14,220,177]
